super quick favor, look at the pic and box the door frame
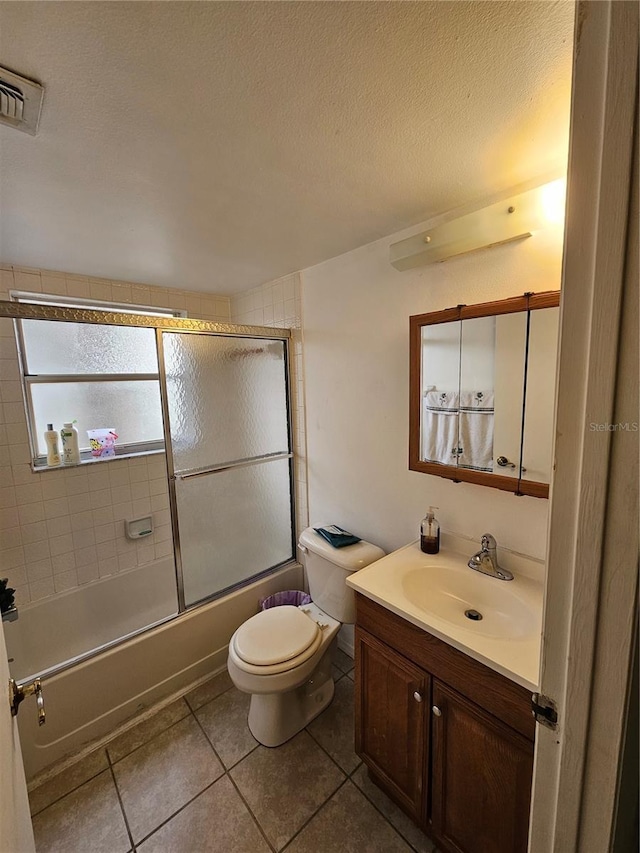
[529,2,639,850]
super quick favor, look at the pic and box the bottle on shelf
[420,506,440,554]
[44,423,61,467]
[60,422,81,465]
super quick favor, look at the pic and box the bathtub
[6,558,179,684]
[7,558,303,780]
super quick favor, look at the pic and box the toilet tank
[298,527,385,623]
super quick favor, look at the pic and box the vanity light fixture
[389,178,567,270]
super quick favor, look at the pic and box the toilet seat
[230,606,323,676]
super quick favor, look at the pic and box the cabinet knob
[432,705,442,717]
[413,691,423,703]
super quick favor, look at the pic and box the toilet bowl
[227,527,385,747]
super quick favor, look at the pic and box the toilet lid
[233,606,320,666]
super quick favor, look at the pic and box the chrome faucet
[468,534,513,581]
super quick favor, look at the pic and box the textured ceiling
[0,1,574,294]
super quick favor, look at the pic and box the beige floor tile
[184,669,233,710]
[352,764,436,853]
[32,770,130,853]
[29,749,109,817]
[113,715,224,843]
[285,780,413,853]
[307,675,361,773]
[106,698,191,763]
[333,647,354,674]
[137,775,270,853]
[195,687,258,768]
[230,730,344,851]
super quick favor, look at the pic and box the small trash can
[259,590,312,610]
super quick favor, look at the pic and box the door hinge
[531,692,558,730]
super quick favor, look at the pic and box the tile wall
[1,266,231,321]
[229,272,308,538]
[0,265,231,606]
[0,264,309,611]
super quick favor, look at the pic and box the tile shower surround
[0,265,308,608]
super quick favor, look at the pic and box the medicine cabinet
[409,291,560,498]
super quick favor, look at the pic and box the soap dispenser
[420,507,440,554]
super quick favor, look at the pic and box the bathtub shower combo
[0,301,301,778]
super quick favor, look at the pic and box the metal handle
[35,682,45,725]
[413,691,423,703]
[176,451,293,481]
[9,677,45,725]
[496,455,516,469]
[432,705,442,717]
[496,456,526,473]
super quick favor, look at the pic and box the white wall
[302,215,563,560]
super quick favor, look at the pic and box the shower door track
[0,300,292,340]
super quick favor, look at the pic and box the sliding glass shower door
[159,331,295,608]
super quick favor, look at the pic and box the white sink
[346,538,544,690]
[401,565,537,640]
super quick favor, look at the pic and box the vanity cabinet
[354,594,535,853]
[430,681,534,853]
[355,631,429,822]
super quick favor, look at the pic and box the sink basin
[401,565,537,640]
[346,540,544,689]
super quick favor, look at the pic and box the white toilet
[227,526,385,747]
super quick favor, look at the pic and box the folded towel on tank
[314,526,362,548]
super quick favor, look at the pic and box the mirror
[521,306,560,484]
[410,292,560,498]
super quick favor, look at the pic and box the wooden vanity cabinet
[355,630,429,823]
[354,594,535,853]
[431,680,534,853]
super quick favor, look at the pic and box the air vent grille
[0,66,44,136]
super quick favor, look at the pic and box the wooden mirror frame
[409,290,560,499]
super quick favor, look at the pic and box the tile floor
[29,649,438,853]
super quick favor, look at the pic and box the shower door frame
[0,299,298,678]
[155,326,297,612]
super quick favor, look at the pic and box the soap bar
[314,525,361,548]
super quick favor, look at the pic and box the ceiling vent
[0,66,44,136]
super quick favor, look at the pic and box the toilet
[227,526,385,747]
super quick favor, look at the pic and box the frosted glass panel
[163,333,289,471]
[31,381,164,454]
[21,320,158,374]
[176,459,293,606]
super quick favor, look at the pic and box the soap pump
[420,506,440,555]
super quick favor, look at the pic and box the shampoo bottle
[61,422,80,465]
[420,506,440,554]
[44,424,61,467]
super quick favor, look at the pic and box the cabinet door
[355,627,428,822]
[431,680,534,853]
